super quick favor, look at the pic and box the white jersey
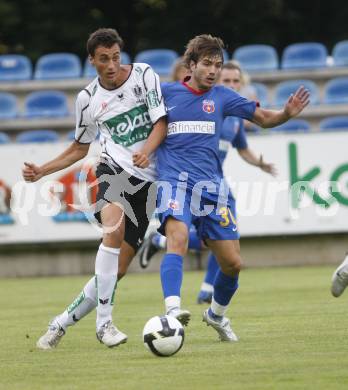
[74,63,166,182]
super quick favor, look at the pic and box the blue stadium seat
[83,52,132,78]
[24,91,69,118]
[66,130,76,141]
[273,80,319,106]
[232,44,278,72]
[281,42,328,70]
[332,40,348,67]
[324,77,348,104]
[250,82,269,107]
[319,116,348,131]
[16,130,60,143]
[0,54,32,81]
[0,132,10,144]
[271,119,311,133]
[0,92,17,119]
[134,49,179,76]
[34,53,82,80]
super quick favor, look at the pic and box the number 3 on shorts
[219,206,237,228]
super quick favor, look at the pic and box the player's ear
[89,55,95,66]
[189,60,196,72]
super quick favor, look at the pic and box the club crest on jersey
[202,99,215,113]
[168,199,180,211]
[101,101,108,113]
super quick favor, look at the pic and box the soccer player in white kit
[22,28,167,349]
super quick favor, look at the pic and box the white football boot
[167,308,191,326]
[96,320,128,348]
[202,309,238,342]
[331,254,348,297]
[36,320,65,350]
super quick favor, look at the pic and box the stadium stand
[251,82,269,107]
[0,92,18,119]
[319,116,348,131]
[0,132,10,144]
[233,44,279,72]
[16,129,60,143]
[332,40,348,67]
[66,130,76,141]
[134,49,178,76]
[273,79,320,106]
[281,42,328,70]
[0,54,32,81]
[324,77,348,104]
[24,91,69,118]
[270,119,311,133]
[34,53,82,80]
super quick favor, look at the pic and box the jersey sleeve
[74,90,98,144]
[231,118,248,149]
[143,66,167,124]
[223,87,257,121]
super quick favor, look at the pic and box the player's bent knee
[220,254,242,275]
[167,230,188,255]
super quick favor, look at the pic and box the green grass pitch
[0,266,348,390]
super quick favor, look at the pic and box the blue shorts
[157,182,239,241]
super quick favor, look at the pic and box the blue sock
[213,271,239,306]
[204,252,220,285]
[160,254,183,298]
[188,229,202,251]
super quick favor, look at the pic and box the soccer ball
[143,315,184,357]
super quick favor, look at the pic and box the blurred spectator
[170,57,191,82]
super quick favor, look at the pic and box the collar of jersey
[182,81,209,95]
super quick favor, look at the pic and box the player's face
[219,68,242,92]
[90,44,121,89]
[190,55,223,90]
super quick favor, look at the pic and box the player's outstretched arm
[252,86,310,128]
[22,142,90,183]
[237,148,277,176]
[133,116,167,169]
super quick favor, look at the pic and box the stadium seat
[271,119,311,133]
[332,40,348,67]
[83,52,132,78]
[250,82,269,107]
[16,130,60,143]
[0,132,10,144]
[34,53,82,80]
[24,91,69,118]
[273,80,319,106]
[0,92,18,119]
[319,116,348,131]
[222,49,229,62]
[324,77,348,104]
[66,130,76,141]
[0,54,32,81]
[232,44,278,72]
[134,49,179,76]
[281,42,328,70]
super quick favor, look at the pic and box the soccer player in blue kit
[157,34,310,341]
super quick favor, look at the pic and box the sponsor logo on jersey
[118,93,124,101]
[104,104,152,147]
[202,99,215,113]
[133,85,142,97]
[147,89,160,109]
[168,199,180,210]
[167,121,215,136]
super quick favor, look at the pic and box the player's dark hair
[87,28,124,56]
[183,34,225,67]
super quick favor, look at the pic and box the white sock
[55,277,97,330]
[165,296,181,314]
[200,282,214,293]
[210,297,228,318]
[95,243,120,330]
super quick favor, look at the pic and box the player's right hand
[22,162,43,182]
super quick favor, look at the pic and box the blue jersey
[218,116,247,164]
[157,82,256,188]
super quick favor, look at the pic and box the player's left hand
[259,155,277,177]
[284,86,310,118]
[133,151,149,168]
